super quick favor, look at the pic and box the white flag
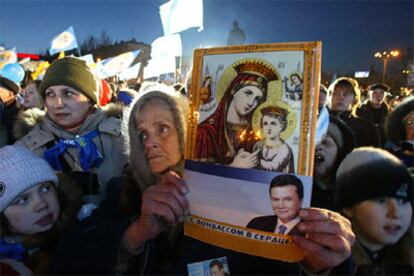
[152,34,182,58]
[143,35,181,79]
[159,0,203,35]
[49,26,79,55]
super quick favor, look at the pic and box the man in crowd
[246,174,303,235]
[357,83,392,147]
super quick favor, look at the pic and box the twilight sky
[1,0,412,74]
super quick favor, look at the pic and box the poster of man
[184,42,321,261]
[187,256,230,276]
[246,174,303,234]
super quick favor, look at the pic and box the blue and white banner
[49,26,79,55]
[96,50,140,78]
[159,0,203,35]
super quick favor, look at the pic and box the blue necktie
[43,130,103,171]
[278,225,287,234]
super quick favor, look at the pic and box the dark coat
[246,215,301,235]
[356,101,390,147]
[330,110,379,147]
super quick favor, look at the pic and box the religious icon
[184,41,322,262]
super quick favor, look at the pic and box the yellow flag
[58,51,65,59]
[31,61,50,80]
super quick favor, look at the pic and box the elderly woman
[15,57,127,205]
[53,84,355,274]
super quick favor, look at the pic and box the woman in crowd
[328,77,378,147]
[336,147,413,275]
[22,80,44,110]
[0,145,82,274]
[53,83,354,274]
[312,115,356,210]
[15,57,127,205]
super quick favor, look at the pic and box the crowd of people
[0,56,412,275]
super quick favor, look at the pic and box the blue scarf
[43,130,103,171]
[0,238,26,261]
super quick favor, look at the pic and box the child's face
[262,115,283,140]
[4,182,60,235]
[346,197,412,250]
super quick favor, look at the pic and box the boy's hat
[335,147,413,210]
[39,57,98,104]
[0,145,58,212]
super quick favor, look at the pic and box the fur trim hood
[13,103,123,140]
[122,83,188,191]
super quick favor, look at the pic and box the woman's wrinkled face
[232,85,263,116]
[4,182,60,235]
[45,85,92,129]
[346,197,412,251]
[136,98,181,174]
[23,82,39,109]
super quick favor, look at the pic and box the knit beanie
[39,57,98,104]
[335,147,413,210]
[0,145,58,212]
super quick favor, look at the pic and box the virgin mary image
[195,59,279,165]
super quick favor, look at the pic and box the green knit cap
[39,57,98,104]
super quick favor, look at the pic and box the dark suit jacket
[246,215,301,235]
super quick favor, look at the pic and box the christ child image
[253,105,294,173]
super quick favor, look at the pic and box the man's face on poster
[270,185,302,223]
[232,85,263,116]
[210,265,225,276]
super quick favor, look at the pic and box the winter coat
[330,110,379,147]
[351,228,413,275]
[356,101,391,147]
[14,105,127,205]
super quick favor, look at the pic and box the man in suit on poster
[246,174,303,235]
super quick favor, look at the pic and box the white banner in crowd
[79,54,95,66]
[143,34,181,79]
[119,62,141,81]
[159,0,204,35]
[96,50,141,78]
[49,26,79,55]
[152,34,182,57]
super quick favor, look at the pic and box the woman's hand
[124,171,189,250]
[230,148,259,168]
[291,208,355,272]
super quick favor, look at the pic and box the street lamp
[374,50,400,83]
